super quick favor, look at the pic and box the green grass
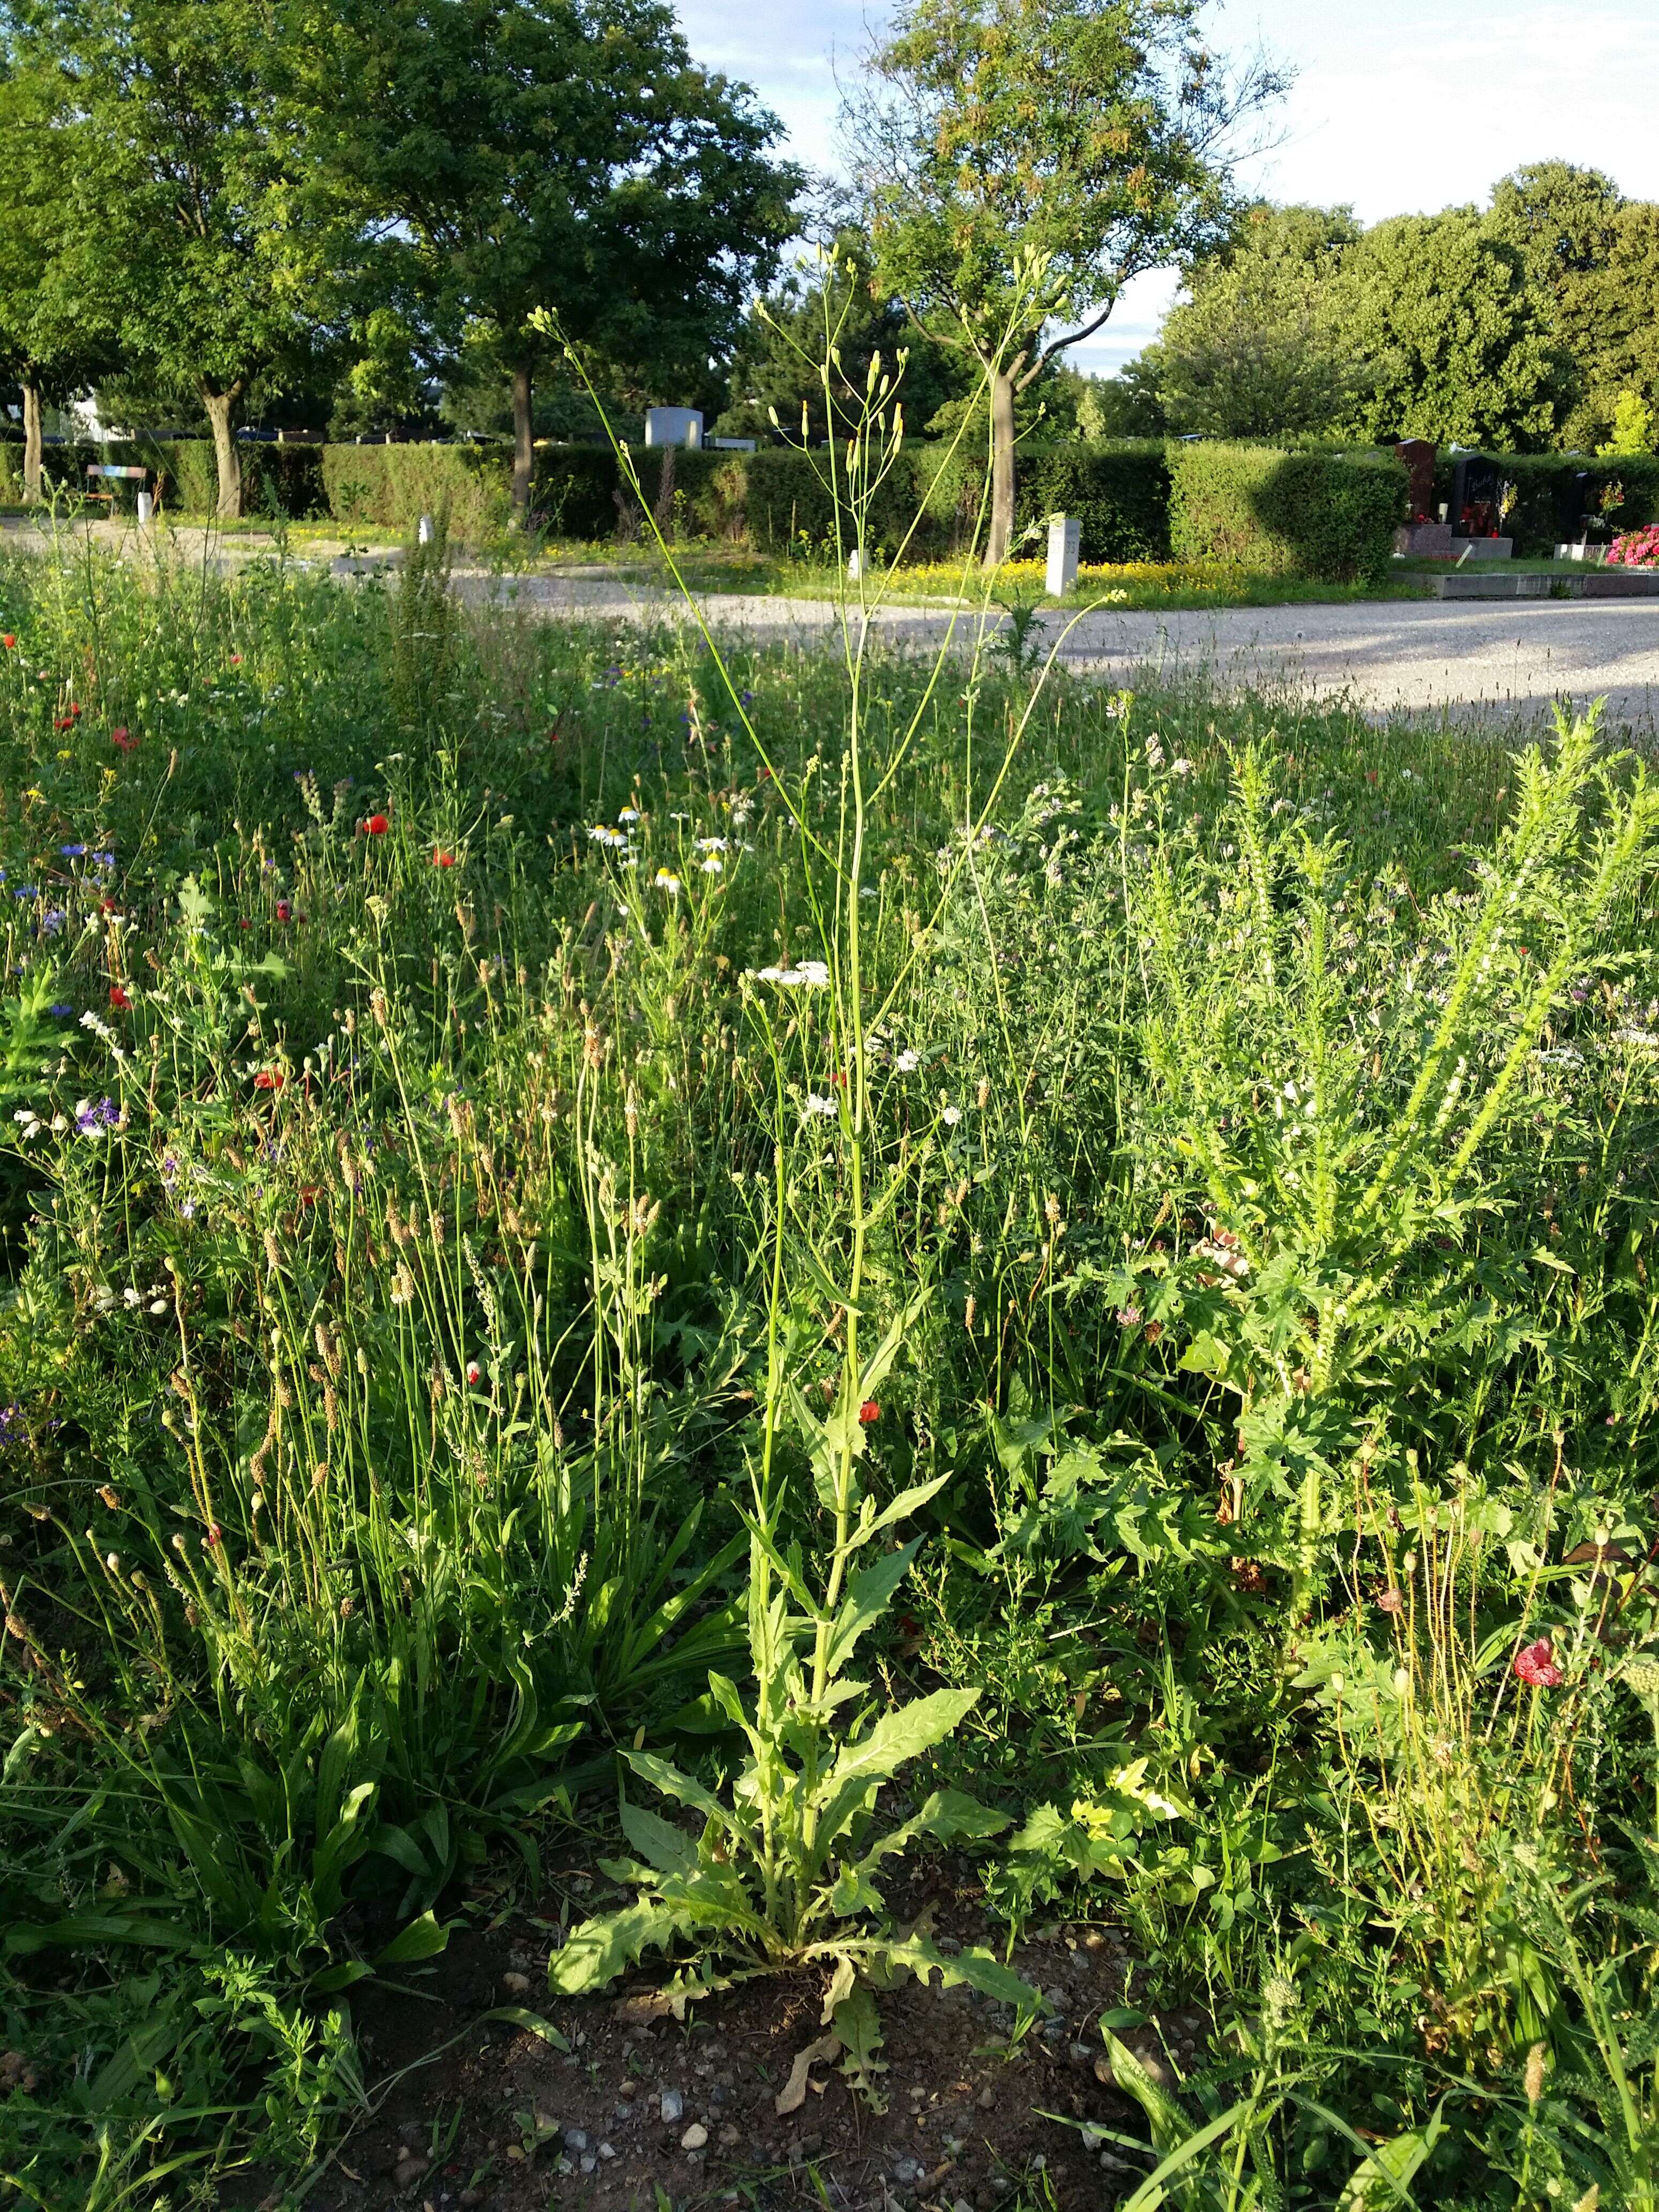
[0,522,1656,2212]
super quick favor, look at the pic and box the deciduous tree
[1327,211,1573,451]
[847,0,1284,563]
[9,0,363,517]
[1156,202,1364,437]
[333,0,800,514]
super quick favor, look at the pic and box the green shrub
[1168,442,1406,580]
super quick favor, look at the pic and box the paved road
[460,570,1659,735]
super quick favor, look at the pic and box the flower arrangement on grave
[1606,522,1659,568]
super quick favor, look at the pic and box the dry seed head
[263,1228,282,1272]
[1524,2043,1545,2106]
[977,1077,990,1110]
[964,1294,976,1334]
[311,1461,328,1490]
[324,1384,339,1432]
[98,1485,120,1510]
[369,988,389,1029]
[315,1321,341,1378]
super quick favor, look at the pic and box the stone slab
[1395,522,1452,556]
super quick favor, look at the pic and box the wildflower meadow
[1,430,1658,2212]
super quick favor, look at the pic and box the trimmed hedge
[528,438,1172,565]
[1168,444,1406,582]
[1428,450,1659,556]
[320,443,508,537]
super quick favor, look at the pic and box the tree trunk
[511,360,534,517]
[984,368,1017,567]
[202,386,243,519]
[21,382,43,503]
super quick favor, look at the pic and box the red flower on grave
[108,983,131,1011]
[1513,1637,1563,1688]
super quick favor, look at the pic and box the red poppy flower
[433,850,455,869]
[364,813,390,836]
[238,918,250,930]
[229,654,242,666]
[111,726,137,751]
[69,702,82,718]
[1513,1637,1563,1688]
[253,1070,285,1090]
[275,899,292,922]
[858,1400,880,1424]
[53,716,74,732]
[466,1361,482,1385]
[1,635,15,650]
[831,1070,848,1088]
[298,1184,319,1205]
[108,983,131,1011]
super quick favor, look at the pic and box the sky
[672,0,1659,375]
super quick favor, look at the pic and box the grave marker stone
[1045,515,1080,597]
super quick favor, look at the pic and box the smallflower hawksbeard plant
[540,252,1092,2059]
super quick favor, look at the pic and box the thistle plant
[1121,708,1659,1610]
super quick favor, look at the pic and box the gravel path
[8,516,1656,730]
[457,570,1659,733]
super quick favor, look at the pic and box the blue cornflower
[59,843,87,858]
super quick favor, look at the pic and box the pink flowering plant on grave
[1605,522,1659,568]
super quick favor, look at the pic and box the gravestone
[1045,515,1080,597]
[1392,438,1452,555]
[644,407,703,450]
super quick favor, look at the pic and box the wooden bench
[83,462,152,517]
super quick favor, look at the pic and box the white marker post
[418,513,435,545]
[1045,515,1080,597]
